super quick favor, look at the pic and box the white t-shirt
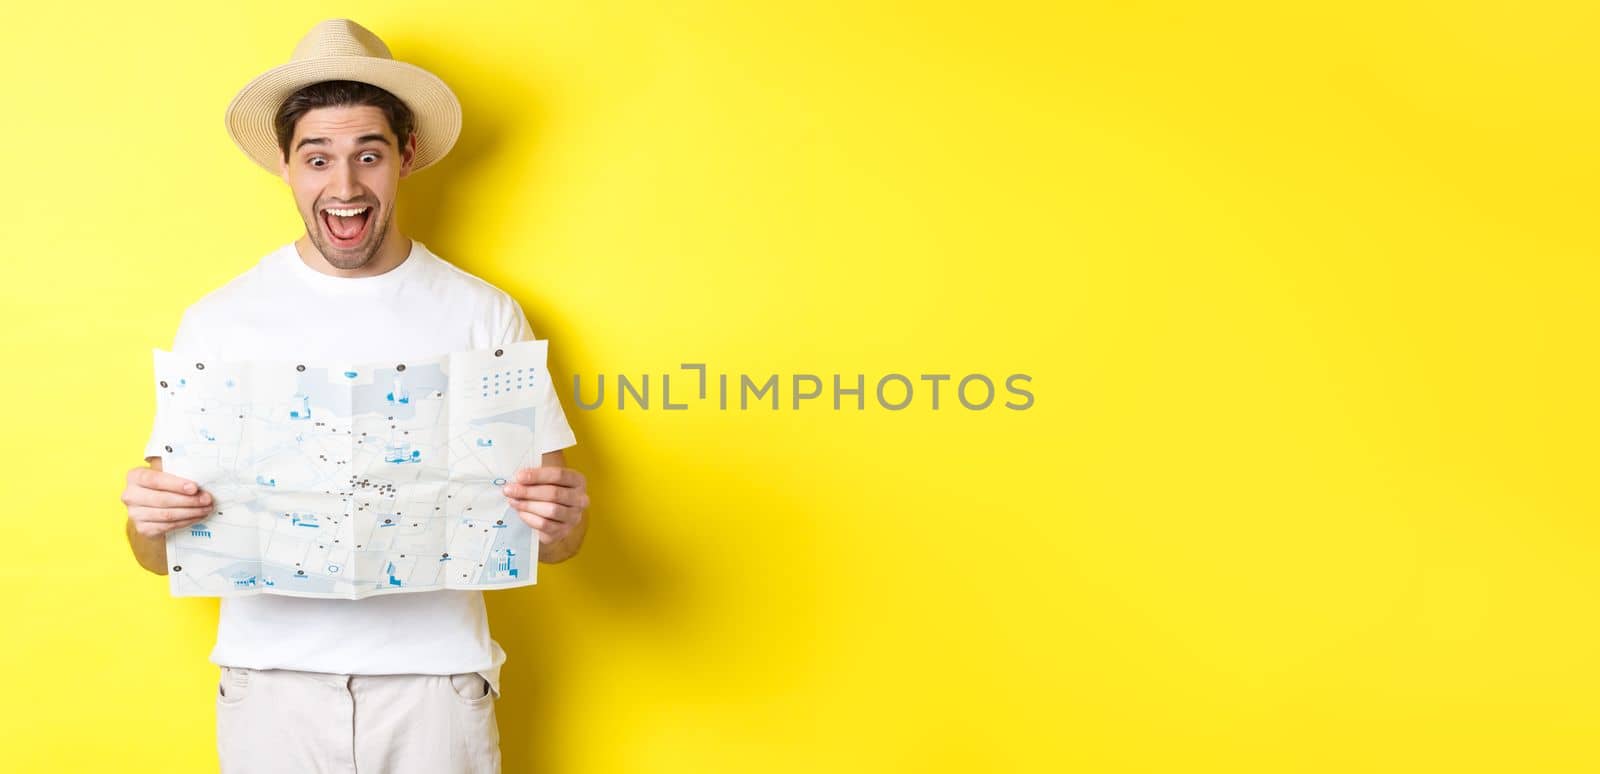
[144,238,577,697]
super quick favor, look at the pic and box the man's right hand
[123,462,214,538]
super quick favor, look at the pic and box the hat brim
[224,56,461,175]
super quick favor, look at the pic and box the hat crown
[226,18,461,175]
[291,19,393,61]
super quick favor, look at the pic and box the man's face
[279,104,415,270]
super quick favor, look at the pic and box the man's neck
[293,229,413,278]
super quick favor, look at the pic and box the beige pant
[215,666,502,773]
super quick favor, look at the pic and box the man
[119,19,590,773]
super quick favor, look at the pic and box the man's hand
[123,464,214,539]
[502,461,589,562]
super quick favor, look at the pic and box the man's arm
[123,456,213,576]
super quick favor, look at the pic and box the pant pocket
[448,672,494,706]
[447,674,502,772]
[217,666,252,705]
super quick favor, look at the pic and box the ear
[398,132,418,179]
[276,153,289,184]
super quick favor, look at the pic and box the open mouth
[319,204,374,248]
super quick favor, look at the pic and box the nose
[328,159,362,201]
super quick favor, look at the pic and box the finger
[513,466,585,489]
[129,505,215,524]
[163,516,211,534]
[130,467,206,496]
[500,482,584,507]
[137,515,209,538]
[506,498,559,521]
[126,488,214,509]
[505,498,578,524]
[514,511,565,543]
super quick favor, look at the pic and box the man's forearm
[126,519,169,575]
[538,514,588,564]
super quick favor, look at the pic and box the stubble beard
[307,203,391,271]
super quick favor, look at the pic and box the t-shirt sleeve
[498,299,578,456]
[143,309,204,460]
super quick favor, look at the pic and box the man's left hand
[503,465,589,545]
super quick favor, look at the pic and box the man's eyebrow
[293,134,393,152]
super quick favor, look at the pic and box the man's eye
[308,157,326,168]
[360,153,379,163]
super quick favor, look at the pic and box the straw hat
[224,19,461,175]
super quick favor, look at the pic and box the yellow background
[1,1,1595,771]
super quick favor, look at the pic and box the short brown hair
[274,80,416,162]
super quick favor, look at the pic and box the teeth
[324,207,369,217]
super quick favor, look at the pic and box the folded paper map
[151,340,549,599]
